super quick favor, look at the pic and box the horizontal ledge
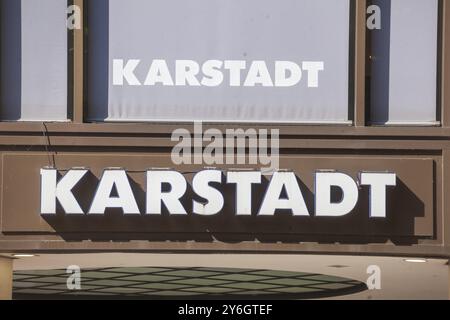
[92,119,354,125]
[0,136,447,150]
[0,240,448,258]
[0,121,449,138]
[370,121,441,126]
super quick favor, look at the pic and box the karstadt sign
[113,59,324,88]
[40,169,396,218]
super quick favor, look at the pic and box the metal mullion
[73,0,84,123]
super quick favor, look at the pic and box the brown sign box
[1,153,434,242]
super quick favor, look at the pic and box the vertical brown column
[73,0,84,123]
[448,259,450,300]
[354,0,367,127]
[441,3,450,300]
[443,151,450,262]
[442,1,450,275]
[0,256,13,300]
[442,0,450,126]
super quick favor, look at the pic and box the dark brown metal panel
[1,153,434,240]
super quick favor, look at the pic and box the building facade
[0,0,449,299]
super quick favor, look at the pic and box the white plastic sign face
[40,169,396,218]
[88,0,350,123]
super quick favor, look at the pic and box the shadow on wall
[0,0,22,120]
[87,0,109,120]
[368,0,391,124]
[12,266,368,300]
[41,171,425,246]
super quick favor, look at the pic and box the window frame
[0,0,447,133]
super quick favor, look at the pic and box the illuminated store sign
[40,169,396,218]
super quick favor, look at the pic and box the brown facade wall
[0,0,449,257]
[0,128,448,257]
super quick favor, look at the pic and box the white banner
[87,0,350,123]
